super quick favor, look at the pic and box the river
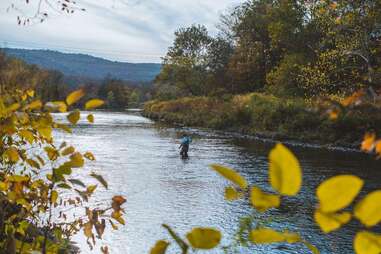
[53,111,381,254]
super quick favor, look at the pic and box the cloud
[0,0,240,63]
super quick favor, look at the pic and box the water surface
[54,112,381,254]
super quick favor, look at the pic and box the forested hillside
[0,52,152,109]
[3,48,162,82]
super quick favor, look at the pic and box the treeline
[153,0,381,100]
[0,51,69,101]
[0,51,151,109]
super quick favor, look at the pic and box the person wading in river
[179,134,192,159]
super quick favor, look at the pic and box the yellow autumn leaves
[211,143,302,212]
[150,227,221,254]
[314,173,381,254]
[209,144,310,251]
[208,143,381,254]
[151,144,309,254]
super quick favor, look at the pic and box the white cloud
[0,0,240,63]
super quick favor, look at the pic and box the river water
[53,111,381,254]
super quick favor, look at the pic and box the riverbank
[143,93,381,149]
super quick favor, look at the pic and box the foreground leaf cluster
[0,89,125,253]
[152,143,381,254]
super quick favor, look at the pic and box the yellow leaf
[210,164,248,189]
[51,190,58,204]
[44,147,58,161]
[186,228,221,249]
[328,109,339,120]
[85,99,104,110]
[26,89,35,97]
[37,126,52,140]
[19,130,34,144]
[56,123,72,133]
[250,228,300,244]
[69,152,84,168]
[6,103,20,113]
[224,186,242,201]
[111,211,125,225]
[67,110,80,125]
[354,190,381,227]
[86,184,97,194]
[303,241,320,254]
[317,175,363,213]
[25,100,42,111]
[269,143,302,196]
[341,90,364,107]
[84,151,96,161]
[354,231,381,254]
[61,146,75,156]
[314,210,351,233]
[66,89,85,106]
[7,175,29,182]
[361,133,376,152]
[84,222,93,238]
[4,147,20,163]
[250,186,280,212]
[87,114,94,123]
[52,101,67,113]
[0,182,8,191]
[26,159,40,169]
[150,240,170,254]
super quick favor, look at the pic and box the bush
[144,93,381,146]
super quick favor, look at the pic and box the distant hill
[2,48,161,83]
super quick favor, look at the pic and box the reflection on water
[53,112,381,254]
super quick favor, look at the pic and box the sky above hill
[0,0,241,63]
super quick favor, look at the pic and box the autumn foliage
[0,88,126,253]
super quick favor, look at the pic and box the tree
[155,25,212,97]
[299,0,381,97]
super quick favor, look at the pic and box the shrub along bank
[143,93,381,148]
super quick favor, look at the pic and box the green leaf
[68,179,86,188]
[54,163,72,177]
[57,183,72,189]
[90,172,108,189]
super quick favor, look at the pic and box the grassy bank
[143,93,381,148]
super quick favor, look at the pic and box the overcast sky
[0,0,241,63]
